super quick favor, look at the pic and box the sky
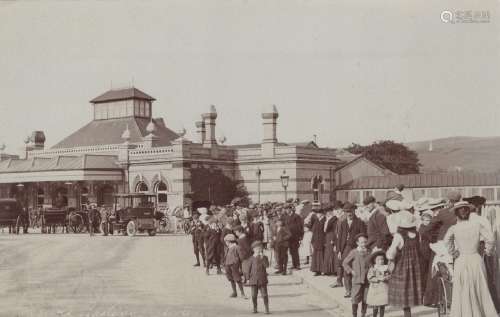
[0,0,499,156]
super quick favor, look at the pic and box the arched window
[155,181,168,203]
[136,181,149,193]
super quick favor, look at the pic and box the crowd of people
[187,186,500,317]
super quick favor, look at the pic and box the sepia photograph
[0,1,499,316]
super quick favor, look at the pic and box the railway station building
[0,87,395,212]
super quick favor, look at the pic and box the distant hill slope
[406,136,500,173]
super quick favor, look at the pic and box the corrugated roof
[339,173,500,190]
[51,117,178,149]
[0,155,119,173]
[90,87,155,103]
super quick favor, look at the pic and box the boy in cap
[224,234,247,299]
[246,240,270,314]
[272,219,292,275]
[343,233,370,317]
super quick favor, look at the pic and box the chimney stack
[202,105,217,148]
[261,105,279,157]
[31,131,46,150]
[195,120,206,144]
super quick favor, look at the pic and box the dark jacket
[273,226,292,248]
[225,244,243,266]
[237,235,252,260]
[337,216,367,254]
[324,216,338,247]
[249,222,264,242]
[284,213,304,241]
[246,255,269,286]
[366,208,391,251]
[428,207,457,241]
[190,219,205,241]
[310,215,327,250]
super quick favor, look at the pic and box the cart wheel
[15,215,22,234]
[437,277,449,317]
[148,229,156,236]
[126,221,136,236]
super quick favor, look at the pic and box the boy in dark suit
[247,240,270,314]
[224,233,247,299]
[272,220,292,275]
[343,233,370,317]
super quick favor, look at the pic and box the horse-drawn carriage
[67,207,101,234]
[111,193,159,236]
[0,198,29,234]
[41,207,68,233]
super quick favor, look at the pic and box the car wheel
[126,221,137,236]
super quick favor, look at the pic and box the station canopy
[0,154,123,183]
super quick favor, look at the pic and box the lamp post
[256,168,262,204]
[280,170,289,203]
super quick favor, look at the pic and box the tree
[346,140,421,174]
[190,166,249,206]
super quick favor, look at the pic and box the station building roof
[51,117,179,149]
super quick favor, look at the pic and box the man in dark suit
[272,219,292,275]
[363,196,392,251]
[283,205,304,270]
[335,202,367,298]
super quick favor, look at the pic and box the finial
[146,119,156,134]
[121,124,131,141]
[218,135,227,144]
[177,127,187,138]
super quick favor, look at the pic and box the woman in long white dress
[444,201,497,317]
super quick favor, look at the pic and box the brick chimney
[195,120,206,144]
[261,105,279,157]
[202,105,217,148]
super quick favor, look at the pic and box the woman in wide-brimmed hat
[386,208,423,317]
[444,201,497,317]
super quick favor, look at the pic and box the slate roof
[0,155,119,173]
[339,173,500,190]
[90,87,155,103]
[51,117,179,149]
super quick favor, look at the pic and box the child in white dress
[366,251,390,317]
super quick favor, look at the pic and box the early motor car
[111,193,158,236]
[0,198,29,234]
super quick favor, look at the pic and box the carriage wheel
[126,221,137,236]
[147,229,156,236]
[437,277,449,317]
[15,216,22,234]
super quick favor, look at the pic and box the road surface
[0,233,339,317]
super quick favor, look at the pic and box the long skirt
[310,246,324,273]
[388,242,423,307]
[450,253,497,317]
[322,244,336,275]
[300,231,312,258]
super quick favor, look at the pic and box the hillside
[406,136,500,173]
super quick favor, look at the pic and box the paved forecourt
[0,233,339,317]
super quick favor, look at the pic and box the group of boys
[189,210,271,314]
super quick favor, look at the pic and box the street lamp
[256,168,262,204]
[280,170,289,202]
